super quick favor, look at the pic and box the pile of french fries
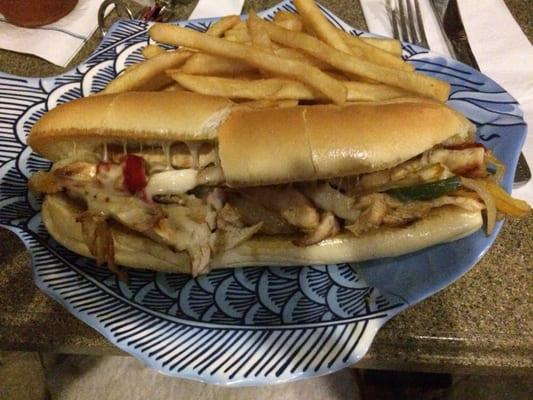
[101,0,450,106]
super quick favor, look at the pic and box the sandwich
[27,91,530,277]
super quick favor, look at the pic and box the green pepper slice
[387,176,462,202]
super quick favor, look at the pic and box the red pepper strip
[123,155,147,194]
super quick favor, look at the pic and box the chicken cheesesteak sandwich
[27,91,530,277]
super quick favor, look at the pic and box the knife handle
[440,0,479,68]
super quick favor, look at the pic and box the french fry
[235,99,299,110]
[233,25,314,45]
[223,20,250,42]
[102,50,192,94]
[343,81,410,101]
[273,11,300,23]
[248,11,273,77]
[275,18,305,32]
[260,18,411,72]
[273,47,330,70]
[293,0,352,54]
[359,36,402,57]
[325,70,350,80]
[224,19,298,44]
[339,30,412,71]
[163,83,183,91]
[169,72,410,102]
[224,28,250,43]
[248,11,272,50]
[142,44,165,59]
[169,72,289,99]
[232,20,247,31]
[336,29,402,56]
[149,23,347,104]
[206,15,240,37]
[290,0,401,57]
[256,19,449,101]
[273,11,304,31]
[180,53,256,76]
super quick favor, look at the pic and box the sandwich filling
[29,139,527,276]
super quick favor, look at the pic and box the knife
[436,0,531,188]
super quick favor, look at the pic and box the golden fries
[259,19,412,72]
[248,11,272,50]
[101,1,452,107]
[224,28,250,43]
[273,11,300,24]
[149,23,347,104]
[248,11,273,77]
[272,47,330,70]
[293,0,352,54]
[180,53,256,76]
[102,50,191,94]
[255,19,449,101]
[206,15,240,37]
[232,20,247,31]
[273,11,304,31]
[343,81,410,101]
[340,31,413,71]
[275,9,401,55]
[274,18,305,32]
[356,36,402,57]
[169,72,410,102]
[142,44,165,59]
[163,83,182,91]
[169,72,289,99]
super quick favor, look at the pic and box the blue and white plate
[0,0,526,386]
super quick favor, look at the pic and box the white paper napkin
[457,0,533,201]
[189,0,245,20]
[360,0,453,57]
[0,0,110,68]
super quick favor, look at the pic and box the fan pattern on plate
[0,0,526,385]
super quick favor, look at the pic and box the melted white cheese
[185,141,201,169]
[97,163,123,192]
[144,169,198,200]
[162,143,171,170]
[102,143,108,162]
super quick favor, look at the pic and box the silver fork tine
[389,0,430,48]
[388,0,400,41]
[398,0,410,42]
[413,0,429,48]
[405,0,419,44]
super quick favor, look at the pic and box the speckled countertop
[0,0,531,375]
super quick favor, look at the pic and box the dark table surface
[0,0,531,375]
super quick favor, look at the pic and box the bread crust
[218,106,317,186]
[220,98,474,186]
[42,194,482,273]
[28,91,233,161]
[306,99,473,178]
[29,94,474,184]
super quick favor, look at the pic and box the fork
[388,0,457,58]
[388,0,428,48]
